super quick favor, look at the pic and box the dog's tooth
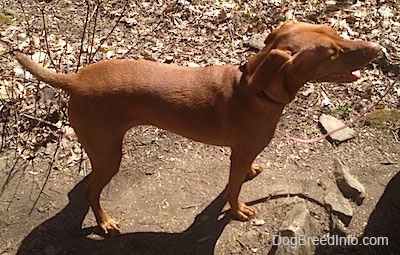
[352,70,361,77]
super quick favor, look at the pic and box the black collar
[239,62,249,77]
[256,91,284,105]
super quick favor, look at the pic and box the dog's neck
[238,62,285,105]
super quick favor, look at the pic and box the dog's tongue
[317,70,361,83]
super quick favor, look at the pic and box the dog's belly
[130,105,279,149]
[116,87,234,146]
[135,109,232,146]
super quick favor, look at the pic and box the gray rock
[245,32,269,50]
[271,203,318,255]
[319,114,356,142]
[237,229,260,250]
[324,192,353,226]
[334,158,366,205]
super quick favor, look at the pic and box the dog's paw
[232,201,255,221]
[245,164,263,181]
[99,218,121,236]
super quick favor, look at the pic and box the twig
[17,0,31,39]
[76,0,91,72]
[87,1,100,63]
[1,147,26,196]
[21,113,59,129]
[6,160,30,211]
[40,7,57,72]
[181,203,202,209]
[29,127,64,215]
[121,20,164,58]
[0,101,28,196]
[88,0,100,23]
[34,179,51,199]
[392,128,399,143]
[89,0,129,62]
[271,191,291,209]
[0,104,8,151]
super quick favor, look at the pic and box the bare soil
[0,1,399,255]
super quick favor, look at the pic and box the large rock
[333,158,366,205]
[245,32,269,50]
[237,229,260,251]
[319,114,356,142]
[271,203,318,255]
[324,192,353,226]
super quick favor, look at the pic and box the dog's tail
[15,53,75,92]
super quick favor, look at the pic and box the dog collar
[239,62,249,77]
[256,91,284,105]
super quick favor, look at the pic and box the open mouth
[315,70,361,83]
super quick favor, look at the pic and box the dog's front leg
[226,152,257,221]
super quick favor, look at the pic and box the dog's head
[247,21,380,104]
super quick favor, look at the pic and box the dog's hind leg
[74,123,125,235]
[85,131,123,234]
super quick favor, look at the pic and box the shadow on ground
[17,175,232,255]
[17,170,400,255]
[315,170,400,255]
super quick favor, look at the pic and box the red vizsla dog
[15,21,379,235]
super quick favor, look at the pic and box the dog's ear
[247,49,292,104]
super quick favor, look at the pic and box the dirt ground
[1,1,399,255]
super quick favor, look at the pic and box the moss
[0,8,16,25]
[0,13,13,25]
[3,8,17,17]
[364,109,400,126]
